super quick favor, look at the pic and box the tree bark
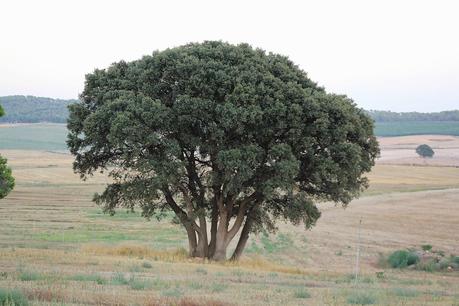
[212,209,229,261]
[208,201,218,258]
[195,215,208,257]
[185,226,198,257]
[230,214,254,261]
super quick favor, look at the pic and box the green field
[0,124,68,151]
[374,121,459,136]
[1,122,459,152]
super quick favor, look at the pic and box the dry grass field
[0,135,459,305]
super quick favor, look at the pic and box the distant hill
[0,95,458,126]
[0,95,76,123]
[366,110,459,122]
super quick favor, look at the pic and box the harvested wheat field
[0,147,458,305]
[377,134,459,166]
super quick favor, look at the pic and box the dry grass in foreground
[0,149,458,305]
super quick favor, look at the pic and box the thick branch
[162,186,200,231]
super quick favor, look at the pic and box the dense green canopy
[68,41,379,260]
[0,105,15,199]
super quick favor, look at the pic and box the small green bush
[388,250,419,268]
[0,288,28,306]
[294,288,311,299]
[347,291,377,305]
[141,261,152,269]
[421,244,433,251]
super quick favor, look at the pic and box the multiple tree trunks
[165,188,255,261]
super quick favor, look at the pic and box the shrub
[347,291,377,305]
[0,288,28,306]
[142,261,153,269]
[294,288,311,299]
[388,250,419,268]
[421,244,433,251]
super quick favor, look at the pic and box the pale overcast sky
[1,0,458,112]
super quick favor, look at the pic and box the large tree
[68,41,379,261]
[0,105,15,199]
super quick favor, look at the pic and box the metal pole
[354,218,362,286]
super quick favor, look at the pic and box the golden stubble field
[0,135,459,305]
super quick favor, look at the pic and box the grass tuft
[0,288,28,306]
[392,287,420,297]
[347,291,377,305]
[210,283,226,293]
[293,288,311,299]
[110,272,129,285]
[129,278,153,290]
[18,271,43,282]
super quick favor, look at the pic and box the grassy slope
[0,150,458,305]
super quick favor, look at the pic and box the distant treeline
[0,95,458,123]
[0,95,75,123]
[366,110,459,122]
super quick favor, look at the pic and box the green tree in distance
[67,41,379,261]
[416,144,434,158]
[0,105,15,199]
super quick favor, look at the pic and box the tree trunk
[230,214,254,261]
[195,215,208,258]
[185,226,198,257]
[207,202,218,258]
[212,211,228,261]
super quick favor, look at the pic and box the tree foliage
[416,144,434,158]
[0,105,15,199]
[67,41,379,260]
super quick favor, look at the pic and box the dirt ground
[0,136,459,305]
[377,134,459,166]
